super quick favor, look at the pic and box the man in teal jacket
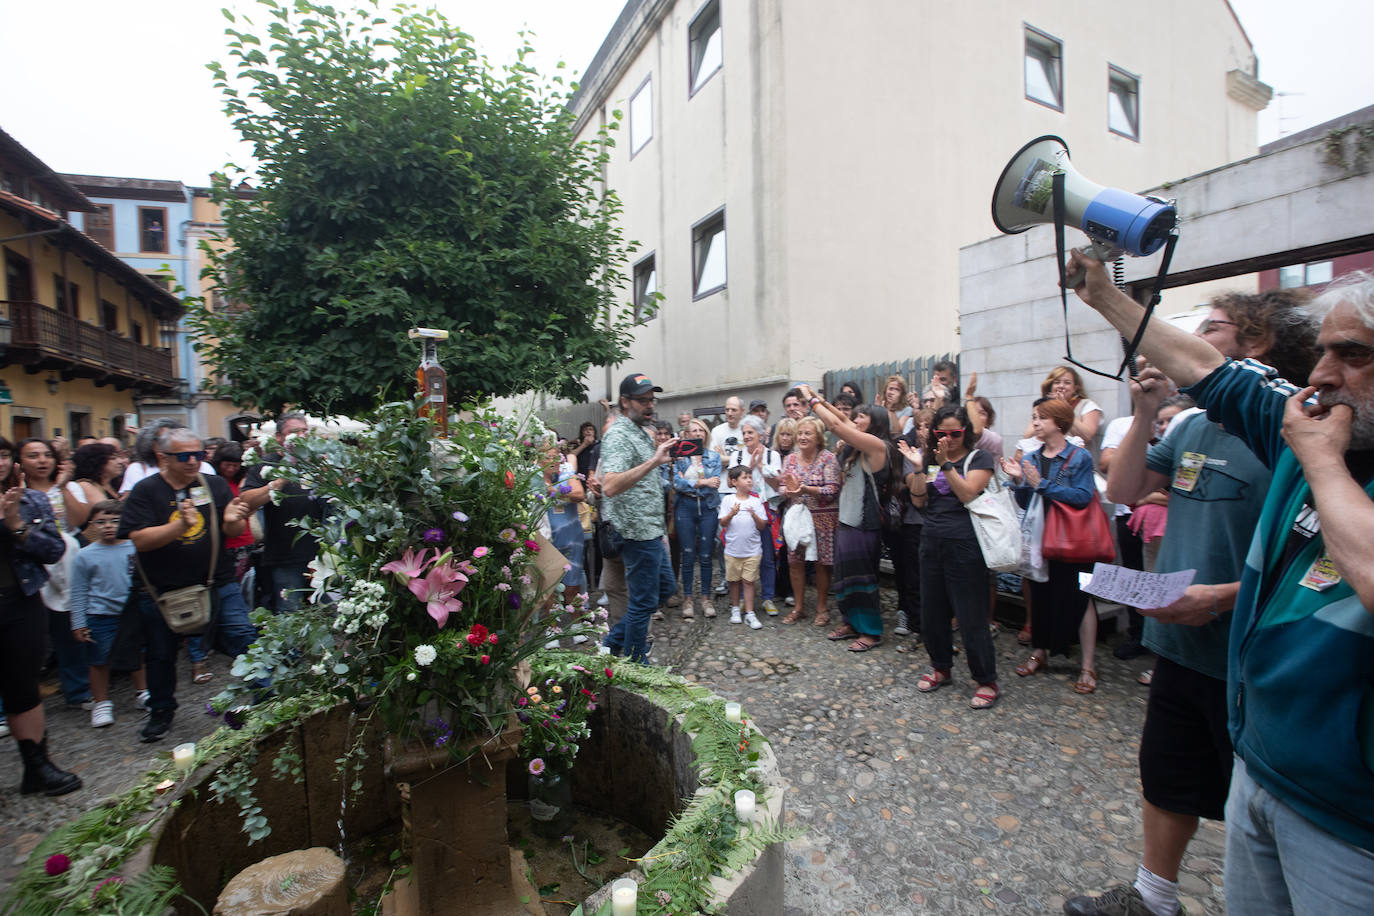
[1068,251,1374,914]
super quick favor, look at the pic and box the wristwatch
[941,461,956,472]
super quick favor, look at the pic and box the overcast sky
[1,0,1370,185]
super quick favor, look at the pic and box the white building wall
[564,0,1265,416]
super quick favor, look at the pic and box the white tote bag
[963,454,1021,572]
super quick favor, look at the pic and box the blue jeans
[758,529,776,601]
[673,497,718,597]
[603,537,676,663]
[1224,755,1374,915]
[139,581,258,713]
[48,610,91,703]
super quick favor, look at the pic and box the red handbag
[1040,446,1116,563]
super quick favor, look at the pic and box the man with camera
[119,428,256,742]
[599,374,680,663]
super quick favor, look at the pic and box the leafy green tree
[191,0,644,417]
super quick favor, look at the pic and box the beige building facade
[558,0,1268,423]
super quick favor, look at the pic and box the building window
[632,254,658,322]
[1024,26,1063,111]
[101,301,119,332]
[131,322,144,345]
[85,203,115,249]
[5,249,33,301]
[689,1,722,96]
[139,207,168,253]
[1280,260,1334,288]
[52,277,80,317]
[630,75,653,156]
[691,209,726,299]
[1108,66,1140,140]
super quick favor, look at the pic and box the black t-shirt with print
[118,473,236,590]
[243,456,324,568]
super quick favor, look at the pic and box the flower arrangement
[215,399,607,751]
[518,654,610,776]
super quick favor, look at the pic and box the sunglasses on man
[162,450,206,463]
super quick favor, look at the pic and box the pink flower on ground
[382,547,435,583]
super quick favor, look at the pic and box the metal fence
[822,353,959,406]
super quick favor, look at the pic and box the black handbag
[596,518,624,560]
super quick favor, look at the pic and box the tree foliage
[191,0,642,417]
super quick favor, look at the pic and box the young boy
[718,466,769,629]
[70,501,145,728]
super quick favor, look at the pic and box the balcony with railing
[1,300,178,391]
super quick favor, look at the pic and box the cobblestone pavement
[0,591,1227,915]
[650,588,1226,916]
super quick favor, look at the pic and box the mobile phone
[673,438,704,458]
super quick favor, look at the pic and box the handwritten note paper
[1079,563,1196,609]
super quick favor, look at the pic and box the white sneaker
[545,639,561,649]
[715,583,729,596]
[744,611,763,630]
[894,610,911,636]
[597,593,610,607]
[762,599,779,616]
[135,690,151,710]
[785,596,795,607]
[91,700,115,728]
[571,634,589,645]
[729,607,743,624]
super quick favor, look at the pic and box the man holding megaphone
[1061,250,1374,916]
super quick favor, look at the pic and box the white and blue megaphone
[991,135,1176,281]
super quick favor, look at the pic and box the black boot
[18,735,82,797]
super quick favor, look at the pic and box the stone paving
[0,589,1229,915]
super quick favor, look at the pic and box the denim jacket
[673,451,724,510]
[4,489,67,595]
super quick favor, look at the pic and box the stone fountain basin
[132,684,785,915]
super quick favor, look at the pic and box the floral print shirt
[600,416,665,541]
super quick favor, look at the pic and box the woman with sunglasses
[908,406,1000,707]
[1003,398,1101,694]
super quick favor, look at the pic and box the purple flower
[517,712,531,724]
[423,528,446,544]
[557,482,572,495]
[528,758,546,775]
[451,510,470,523]
[45,854,70,876]
[224,706,249,730]
[509,593,522,609]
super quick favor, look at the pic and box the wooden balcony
[1,300,179,392]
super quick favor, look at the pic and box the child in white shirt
[718,466,769,629]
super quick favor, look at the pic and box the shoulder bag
[961,451,1021,572]
[1041,446,1116,564]
[136,474,220,635]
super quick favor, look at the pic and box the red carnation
[466,623,489,647]
[504,470,516,489]
[488,633,498,645]
[45,854,70,876]
[604,667,614,679]
[524,539,540,552]
[480,654,491,665]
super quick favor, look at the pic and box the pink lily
[407,560,470,628]
[381,547,435,585]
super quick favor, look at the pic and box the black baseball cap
[748,399,768,411]
[619,373,663,397]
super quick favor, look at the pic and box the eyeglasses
[932,429,965,439]
[1197,318,1237,334]
[162,450,206,463]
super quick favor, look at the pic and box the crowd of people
[583,261,1374,915]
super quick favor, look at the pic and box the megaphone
[991,135,1175,261]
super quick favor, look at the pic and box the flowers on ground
[44,854,70,876]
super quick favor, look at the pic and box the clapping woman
[779,417,840,626]
[1002,398,1101,694]
[906,406,1000,708]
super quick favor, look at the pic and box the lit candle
[610,877,637,916]
[734,788,756,824]
[724,702,741,724]
[172,743,196,772]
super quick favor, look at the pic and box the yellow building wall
[0,373,136,441]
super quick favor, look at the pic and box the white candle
[172,743,195,772]
[734,788,756,824]
[724,702,741,723]
[610,877,637,916]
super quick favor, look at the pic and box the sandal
[826,625,858,641]
[847,636,881,653]
[1074,669,1098,694]
[1137,668,1154,687]
[917,670,952,693]
[781,610,806,625]
[970,683,1000,709]
[1016,624,1032,645]
[812,611,832,628]
[1014,653,1045,677]
[192,662,213,685]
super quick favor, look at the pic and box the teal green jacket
[1185,358,1374,852]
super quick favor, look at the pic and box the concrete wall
[554,0,1264,421]
[959,133,1374,433]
